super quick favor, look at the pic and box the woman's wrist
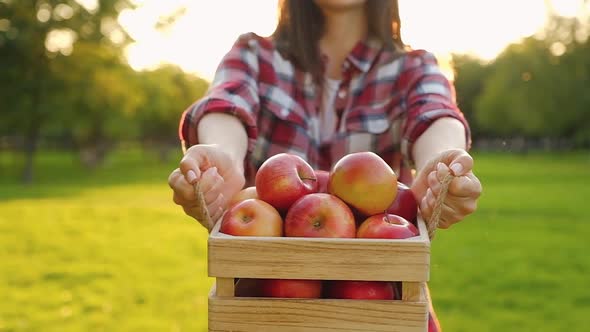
[412,117,467,172]
[198,113,248,174]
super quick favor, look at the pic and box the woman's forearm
[197,113,248,172]
[412,118,467,172]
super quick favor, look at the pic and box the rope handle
[193,181,214,232]
[425,172,455,240]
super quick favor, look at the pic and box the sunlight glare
[399,0,546,60]
[75,0,98,13]
[45,28,77,55]
[121,0,277,78]
[121,0,579,80]
[548,0,585,17]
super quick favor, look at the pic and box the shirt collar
[346,37,383,73]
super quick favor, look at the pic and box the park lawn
[0,149,589,331]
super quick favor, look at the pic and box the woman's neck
[319,7,367,79]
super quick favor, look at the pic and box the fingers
[179,145,215,184]
[169,144,248,231]
[427,170,440,194]
[448,173,483,198]
[182,194,225,227]
[448,151,473,177]
[420,185,479,229]
[422,163,480,227]
[416,149,482,231]
[169,168,196,203]
[199,167,224,203]
[437,148,474,176]
[169,165,226,225]
[168,168,181,190]
[420,187,465,228]
[180,154,203,185]
[412,148,472,200]
[171,170,225,207]
[199,167,226,216]
[209,197,226,222]
[432,163,482,199]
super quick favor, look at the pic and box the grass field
[0,149,589,331]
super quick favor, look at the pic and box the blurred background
[0,0,589,331]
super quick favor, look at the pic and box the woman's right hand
[168,144,246,230]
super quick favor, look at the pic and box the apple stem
[384,213,391,224]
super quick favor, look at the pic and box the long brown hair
[273,0,404,81]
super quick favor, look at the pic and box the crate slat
[208,282,429,332]
[208,218,430,282]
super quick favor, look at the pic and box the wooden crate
[207,218,431,332]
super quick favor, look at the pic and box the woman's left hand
[411,149,482,229]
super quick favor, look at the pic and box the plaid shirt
[180,33,460,330]
[180,33,470,186]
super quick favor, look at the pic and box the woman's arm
[197,113,248,174]
[395,50,480,228]
[412,117,466,172]
[179,33,261,161]
[170,33,262,226]
[410,117,481,229]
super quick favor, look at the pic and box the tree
[0,0,133,182]
[451,54,491,139]
[52,40,144,167]
[467,12,590,146]
[134,65,208,161]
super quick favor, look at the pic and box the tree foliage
[453,12,590,146]
[2,3,589,182]
[0,0,207,179]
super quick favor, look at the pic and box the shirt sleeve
[399,50,472,167]
[178,33,261,154]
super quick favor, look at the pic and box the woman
[169,0,482,330]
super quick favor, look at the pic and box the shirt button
[280,108,290,117]
[338,89,347,99]
[343,62,350,70]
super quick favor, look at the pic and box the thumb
[411,148,473,199]
[179,146,213,185]
[442,149,473,176]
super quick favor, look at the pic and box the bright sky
[119,0,587,81]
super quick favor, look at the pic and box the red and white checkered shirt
[180,33,460,330]
[180,32,470,186]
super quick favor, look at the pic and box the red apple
[357,213,419,239]
[284,193,356,238]
[260,279,322,298]
[229,186,258,206]
[220,198,283,237]
[325,280,395,300]
[328,152,397,216]
[255,153,318,211]
[386,182,418,224]
[235,278,262,297]
[314,170,330,193]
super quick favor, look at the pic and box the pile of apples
[220,151,419,300]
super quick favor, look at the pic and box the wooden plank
[209,292,428,332]
[215,278,234,297]
[208,218,430,282]
[402,282,422,302]
[416,216,431,243]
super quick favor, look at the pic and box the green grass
[0,149,211,332]
[1,149,589,331]
[429,152,590,331]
